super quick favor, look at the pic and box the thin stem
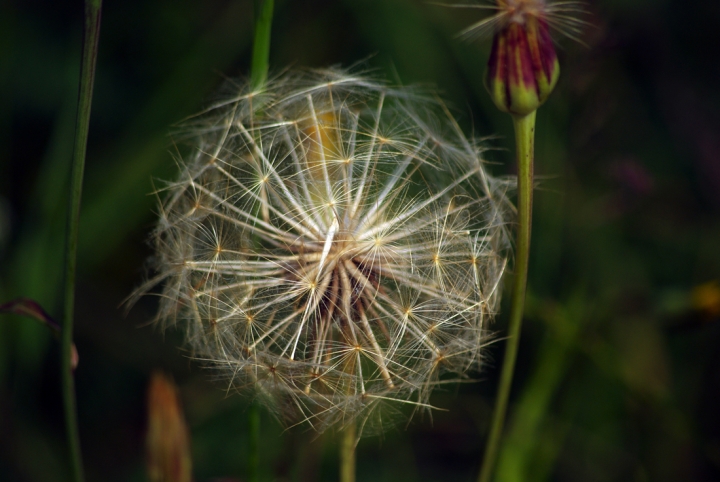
[247,403,260,482]
[340,422,357,482]
[478,111,536,482]
[61,1,102,482]
[250,0,275,91]
[245,6,273,482]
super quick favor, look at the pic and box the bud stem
[478,111,536,482]
[340,422,357,482]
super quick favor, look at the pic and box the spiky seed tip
[145,68,512,434]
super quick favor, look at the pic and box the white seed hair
[142,68,513,434]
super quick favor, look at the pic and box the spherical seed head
[149,69,512,433]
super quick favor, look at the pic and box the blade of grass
[61,1,102,481]
[495,293,583,481]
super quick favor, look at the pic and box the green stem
[478,111,536,482]
[250,0,275,91]
[340,423,357,482]
[61,2,102,482]
[248,402,260,482]
[245,4,274,482]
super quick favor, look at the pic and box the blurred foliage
[1,0,720,481]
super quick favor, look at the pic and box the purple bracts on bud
[485,3,559,117]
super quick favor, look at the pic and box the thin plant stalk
[246,2,274,480]
[340,423,357,482]
[250,0,275,91]
[61,1,102,482]
[478,111,536,482]
[247,403,260,482]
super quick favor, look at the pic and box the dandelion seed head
[144,68,512,434]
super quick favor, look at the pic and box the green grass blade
[61,1,102,481]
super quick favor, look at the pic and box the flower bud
[485,4,559,117]
[146,372,192,482]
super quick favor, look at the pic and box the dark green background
[2,1,720,480]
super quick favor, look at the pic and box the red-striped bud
[484,1,560,117]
